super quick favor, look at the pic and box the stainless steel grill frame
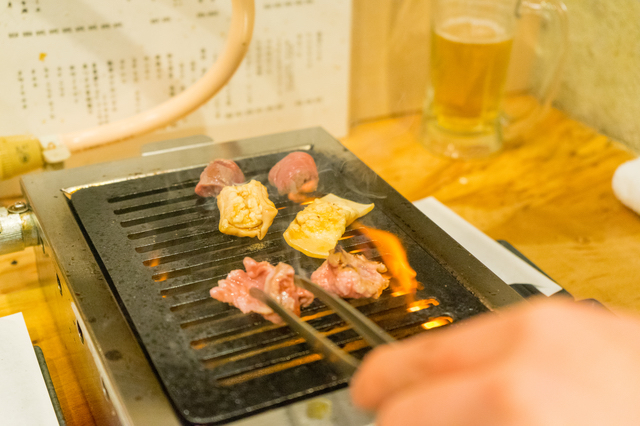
[21,128,524,426]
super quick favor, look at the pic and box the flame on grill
[421,316,453,330]
[299,197,317,205]
[407,298,439,312]
[359,225,418,297]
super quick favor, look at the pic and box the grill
[22,128,524,426]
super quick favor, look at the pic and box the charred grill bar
[21,128,524,426]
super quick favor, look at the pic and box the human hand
[350,298,640,426]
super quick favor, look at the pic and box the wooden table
[1,109,638,425]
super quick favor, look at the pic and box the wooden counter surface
[341,110,640,313]
[1,109,639,425]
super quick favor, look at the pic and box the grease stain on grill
[105,349,123,361]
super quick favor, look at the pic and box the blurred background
[2,0,639,195]
[350,0,640,152]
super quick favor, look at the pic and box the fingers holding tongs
[248,275,394,379]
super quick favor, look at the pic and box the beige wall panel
[553,0,640,153]
[350,0,430,124]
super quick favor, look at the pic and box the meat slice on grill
[217,180,278,240]
[268,152,319,202]
[311,246,389,299]
[195,159,245,197]
[210,258,314,324]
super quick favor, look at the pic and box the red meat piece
[268,152,319,202]
[195,159,245,197]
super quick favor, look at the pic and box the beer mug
[422,0,568,159]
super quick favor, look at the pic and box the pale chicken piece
[217,180,278,239]
[311,246,389,299]
[262,262,315,322]
[283,194,374,258]
[210,258,314,324]
[210,258,274,320]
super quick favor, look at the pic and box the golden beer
[429,17,513,134]
[423,15,514,158]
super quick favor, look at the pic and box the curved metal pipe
[61,0,255,153]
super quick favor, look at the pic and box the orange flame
[407,298,439,313]
[298,196,318,205]
[421,316,453,330]
[359,226,418,297]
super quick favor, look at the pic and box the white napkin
[612,157,640,215]
[0,312,59,425]
[413,197,564,296]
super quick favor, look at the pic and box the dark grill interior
[69,148,490,425]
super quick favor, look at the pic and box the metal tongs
[249,276,395,379]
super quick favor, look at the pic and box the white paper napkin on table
[612,157,640,215]
[413,197,564,296]
[0,312,59,425]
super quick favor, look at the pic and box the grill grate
[69,148,490,425]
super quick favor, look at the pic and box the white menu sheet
[0,0,352,143]
[0,312,59,426]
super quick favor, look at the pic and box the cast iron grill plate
[69,140,490,425]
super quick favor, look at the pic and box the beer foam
[437,17,511,44]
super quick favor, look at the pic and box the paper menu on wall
[0,0,352,144]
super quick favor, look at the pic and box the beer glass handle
[505,0,569,139]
